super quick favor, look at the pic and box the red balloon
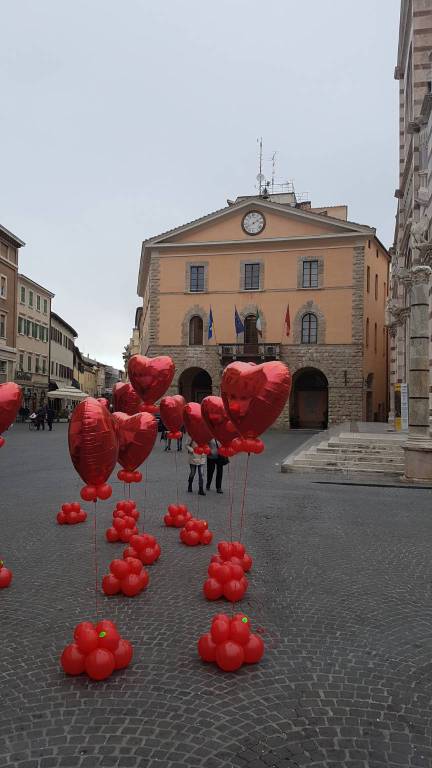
[243,634,265,663]
[74,623,99,654]
[110,559,130,580]
[106,527,119,542]
[0,382,22,439]
[203,578,224,600]
[102,574,121,595]
[229,619,251,646]
[215,641,245,672]
[112,412,157,472]
[0,565,12,588]
[160,395,186,434]
[120,573,142,597]
[211,618,231,644]
[124,557,143,575]
[201,396,240,448]
[60,643,86,675]
[69,398,118,487]
[223,579,246,603]
[128,355,175,405]
[97,626,120,652]
[183,402,212,448]
[57,511,66,525]
[80,485,97,502]
[97,398,110,410]
[112,382,143,415]
[198,633,217,662]
[113,639,133,669]
[221,361,291,439]
[84,648,116,681]
[97,483,112,500]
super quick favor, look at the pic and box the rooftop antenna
[256,137,264,196]
[271,151,277,194]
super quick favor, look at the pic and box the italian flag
[256,308,262,337]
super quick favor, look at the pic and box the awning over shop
[47,386,88,401]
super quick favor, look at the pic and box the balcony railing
[15,370,32,381]
[218,343,280,361]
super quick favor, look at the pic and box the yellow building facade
[137,194,389,428]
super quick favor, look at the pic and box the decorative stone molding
[148,252,160,345]
[411,264,432,285]
[292,301,326,345]
[296,255,324,289]
[238,304,267,337]
[239,260,265,291]
[185,261,209,293]
[352,246,364,345]
[181,304,209,346]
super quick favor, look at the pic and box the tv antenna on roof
[256,137,264,195]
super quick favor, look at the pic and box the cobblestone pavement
[1,424,432,768]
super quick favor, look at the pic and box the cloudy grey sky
[1,0,399,368]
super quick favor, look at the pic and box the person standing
[206,438,226,494]
[187,440,206,495]
[46,405,55,431]
[177,425,185,452]
[36,406,45,431]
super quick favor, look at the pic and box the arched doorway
[178,367,212,403]
[244,314,258,354]
[290,368,328,429]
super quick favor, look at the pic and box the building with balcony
[137,192,389,428]
[0,224,25,384]
[15,274,54,411]
[49,312,77,412]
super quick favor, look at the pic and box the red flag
[285,304,291,337]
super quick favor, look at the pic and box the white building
[49,312,78,412]
[15,274,54,411]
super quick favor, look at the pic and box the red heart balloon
[0,383,22,439]
[183,402,212,447]
[112,412,157,471]
[221,361,291,438]
[201,396,240,447]
[97,398,110,410]
[128,355,175,405]
[68,398,119,486]
[159,395,185,434]
[112,382,142,416]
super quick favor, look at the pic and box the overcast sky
[1,0,399,368]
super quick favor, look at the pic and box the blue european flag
[208,307,213,340]
[234,306,244,335]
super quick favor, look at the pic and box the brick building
[137,192,389,428]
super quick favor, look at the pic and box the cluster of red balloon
[102,557,149,597]
[57,502,87,525]
[0,382,22,449]
[105,514,139,543]
[180,518,213,546]
[204,560,248,602]
[123,533,161,565]
[198,613,264,671]
[211,540,253,573]
[164,503,192,527]
[61,620,133,680]
[0,559,12,588]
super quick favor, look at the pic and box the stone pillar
[403,265,432,481]
[387,326,397,430]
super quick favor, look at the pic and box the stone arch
[239,304,267,338]
[290,367,329,429]
[178,366,212,403]
[181,305,208,345]
[293,301,326,344]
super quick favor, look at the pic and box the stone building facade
[0,224,25,384]
[15,274,54,411]
[137,194,389,429]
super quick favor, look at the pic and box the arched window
[301,313,317,344]
[244,314,258,349]
[189,315,203,345]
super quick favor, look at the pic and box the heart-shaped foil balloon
[221,361,291,438]
[159,395,185,434]
[128,355,175,406]
[112,382,143,416]
[183,402,213,447]
[0,383,22,442]
[97,397,110,410]
[201,396,240,447]
[68,398,119,486]
[112,411,157,471]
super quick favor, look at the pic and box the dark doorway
[178,367,212,403]
[244,314,258,354]
[189,316,203,345]
[290,368,328,429]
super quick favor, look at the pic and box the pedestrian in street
[177,425,185,452]
[187,440,206,495]
[36,406,45,431]
[206,438,228,494]
[46,405,55,431]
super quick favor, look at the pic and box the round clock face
[242,210,266,235]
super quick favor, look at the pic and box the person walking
[187,440,206,495]
[177,425,185,452]
[46,405,55,431]
[36,406,45,431]
[206,438,227,494]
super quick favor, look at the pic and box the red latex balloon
[68,398,118,487]
[198,633,217,662]
[160,395,186,434]
[183,402,212,448]
[0,382,22,439]
[74,624,99,654]
[112,411,157,471]
[201,396,240,447]
[0,563,12,588]
[84,648,116,681]
[221,361,291,439]
[215,641,245,672]
[128,355,175,405]
[61,643,86,675]
[112,382,143,415]
[102,574,121,595]
[113,639,133,669]
[243,634,265,663]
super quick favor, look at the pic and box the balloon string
[227,461,234,543]
[174,449,179,505]
[93,500,99,618]
[238,453,250,544]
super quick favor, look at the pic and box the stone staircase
[282,432,407,475]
